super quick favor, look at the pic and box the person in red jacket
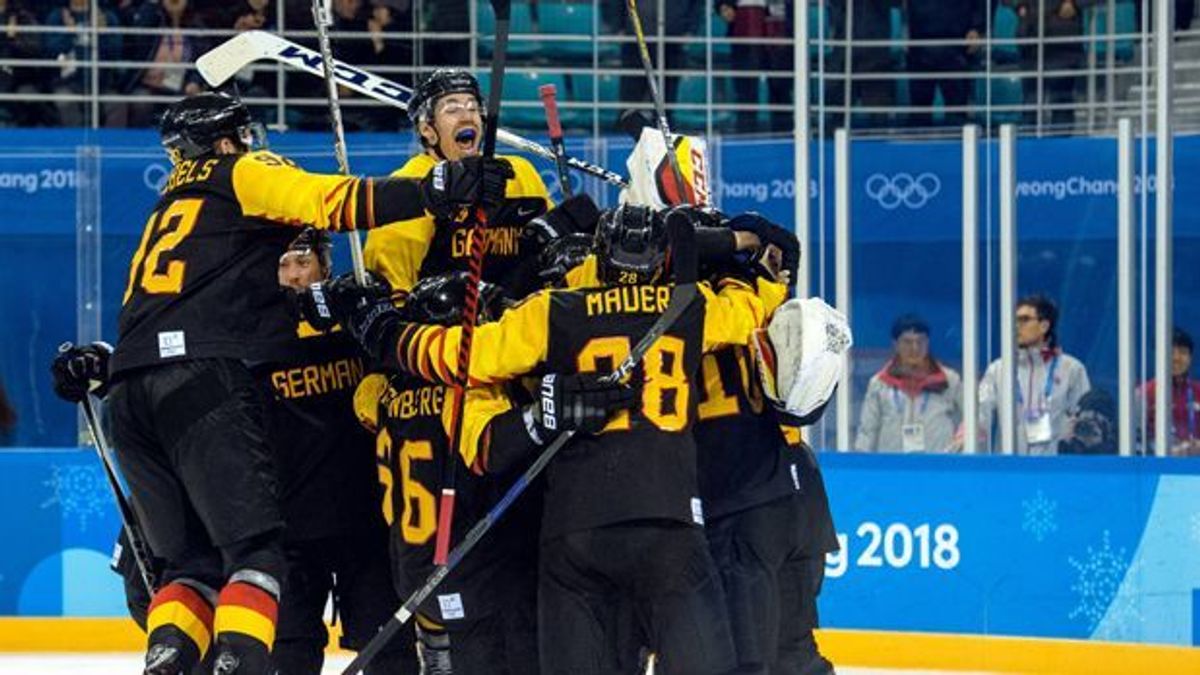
[1137,328,1200,456]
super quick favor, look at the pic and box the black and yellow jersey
[259,325,381,543]
[354,373,537,622]
[112,150,427,376]
[388,278,785,539]
[693,345,798,519]
[364,152,553,301]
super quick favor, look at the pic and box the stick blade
[196,30,276,87]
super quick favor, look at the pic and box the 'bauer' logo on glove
[539,374,558,431]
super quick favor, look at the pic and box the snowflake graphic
[41,463,109,530]
[1068,530,1140,636]
[1021,489,1058,542]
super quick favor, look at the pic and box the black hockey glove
[51,341,113,403]
[301,273,402,366]
[726,212,800,284]
[420,156,515,219]
[527,373,637,444]
[524,193,603,244]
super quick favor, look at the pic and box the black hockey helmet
[159,92,264,162]
[594,204,668,285]
[538,232,594,288]
[408,68,483,125]
[281,227,333,275]
[402,272,503,327]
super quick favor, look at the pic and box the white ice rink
[0,653,993,675]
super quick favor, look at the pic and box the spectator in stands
[901,0,987,128]
[1013,0,1089,127]
[855,314,963,453]
[112,0,206,128]
[978,294,1091,455]
[830,0,897,129]
[1059,389,1118,455]
[1137,328,1200,456]
[423,0,469,67]
[716,0,792,133]
[43,0,124,127]
[0,0,46,127]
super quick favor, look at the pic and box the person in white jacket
[855,314,963,453]
[978,294,1091,455]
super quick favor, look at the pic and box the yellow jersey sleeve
[352,372,391,433]
[700,278,770,352]
[755,277,788,317]
[564,254,601,290]
[394,290,552,385]
[232,151,364,230]
[507,155,554,209]
[439,385,515,469]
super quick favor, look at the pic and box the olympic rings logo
[864,172,941,210]
[143,163,170,192]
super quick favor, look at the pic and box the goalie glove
[726,212,800,284]
[622,127,711,208]
[751,298,852,425]
[51,341,114,403]
[525,373,637,444]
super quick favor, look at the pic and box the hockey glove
[524,193,603,244]
[420,156,515,219]
[526,373,637,444]
[726,213,800,284]
[301,273,402,366]
[51,341,113,403]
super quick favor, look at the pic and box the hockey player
[364,67,598,301]
[348,271,633,674]
[50,91,511,675]
[270,229,416,675]
[312,204,794,675]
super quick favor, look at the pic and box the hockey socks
[145,579,217,675]
[210,570,281,675]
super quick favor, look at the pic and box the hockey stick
[196,30,628,189]
[60,344,157,596]
[432,0,512,568]
[312,0,366,284]
[341,215,700,675]
[538,83,573,198]
[624,0,690,205]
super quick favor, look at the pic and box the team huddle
[51,69,840,675]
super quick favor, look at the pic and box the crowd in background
[853,300,1198,457]
[0,1,1198,133]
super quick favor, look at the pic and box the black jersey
[260,326,381,543]
[390,279,780,540]
[694,346,798,520]
[113,150,425,376]
[369,374,535,623]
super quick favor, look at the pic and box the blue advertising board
[3,449,1198,649]
[0,130,1196,449]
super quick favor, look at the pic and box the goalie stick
[340,213,700,675]
[60,343,157,596]
[196,30,628,189]
[433,0,512,568]
[312,0,366,284]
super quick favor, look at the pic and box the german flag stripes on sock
[213,574,280,651]
[147,580,216,658]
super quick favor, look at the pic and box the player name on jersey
[380,382,446,421]
[584,285,672,317]
[164,157,220,192]
[270,356,363,400]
